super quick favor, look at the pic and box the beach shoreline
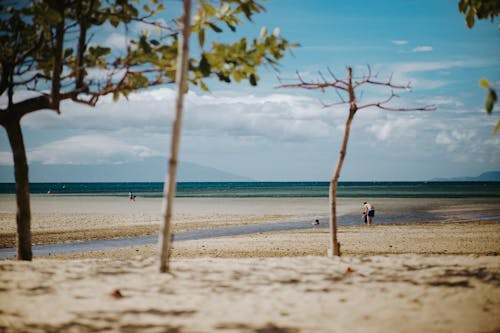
[1,195,500,250]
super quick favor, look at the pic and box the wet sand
[1,195,499,249]
[43,220,500,260]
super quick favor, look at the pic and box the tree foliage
[457,0,499,134]
[0,0,297,260]
[458,0,500,28]
[0,0,296,113]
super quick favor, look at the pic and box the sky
[1,0,500,181]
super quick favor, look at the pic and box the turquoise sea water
[1,181,499,198]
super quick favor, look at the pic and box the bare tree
[280,66,435,256]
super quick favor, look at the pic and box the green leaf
[485,88,497,114]
[199,80,209,91]
[208,23,222,33]
[139,35,152,54]
[458,0,467,13]
[198,28,205,47]
[110,15,120,27]
[466,9,475,28]
[225,22,236,32]
[64,47,73,58]
[240,3,252,21]
[217,72,231,83]
[479,77,490,88]
[220,2,230,15]
[199,54,211,76]
[494,120,500,135]
[260,26,267,38]
[201,1,217,17]
[249,73,257,86]
[46,9,62,25]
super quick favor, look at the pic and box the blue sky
[1,0,500,181]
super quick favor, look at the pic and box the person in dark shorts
[362,202,375,225]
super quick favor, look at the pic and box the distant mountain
[431,171,500,182]
[0,158,254,182]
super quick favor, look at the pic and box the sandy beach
[1,254,499,333]
[1,195,499,332]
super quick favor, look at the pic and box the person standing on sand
[362,202,375,225]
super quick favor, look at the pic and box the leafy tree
[458,0,500,28]
[280,67,435,256]
[0,0,296,260]
[458,0,499,133]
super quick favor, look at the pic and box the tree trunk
[329,109,356,257]
[328,67,357,257]
[5,119,32,260]
[159,0,192,273]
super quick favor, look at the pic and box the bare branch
[318,70,328,84]
[278,81,348,91]
[280,65,435,113]
[334,86,346,104]
[277,70,348,91]
[358,91,435,111]
[327,67,339,81]
[374,104,436,112]
[14,73,50,87]
[363,64,372,82]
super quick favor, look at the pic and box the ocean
[1,181,499,198]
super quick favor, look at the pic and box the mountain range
[0,158,254,182]
[431,171,500,182]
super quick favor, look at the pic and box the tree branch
[358,91,435,111]
[278,71,348,91]
[278,66,434,112]
[0,95,54,127]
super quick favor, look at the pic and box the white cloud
[389,60,467,74]
[15,88,348,165]
[424,96,464,108]
[392,40,408,45]
[104,33,129,51]
[5,85,499,173]
[0,152,13,166]
[365,116,425,142]
[432,118,500,163]
[412,46,433,52]
[23,88,341,142]
[28,134,161,165]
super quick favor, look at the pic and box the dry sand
[1,195,499,332]
[1,255,499,333]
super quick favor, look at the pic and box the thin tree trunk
[329,67,357,257]
[5,120,32,260]
[328,110,355,256]
[159,0,192,273]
